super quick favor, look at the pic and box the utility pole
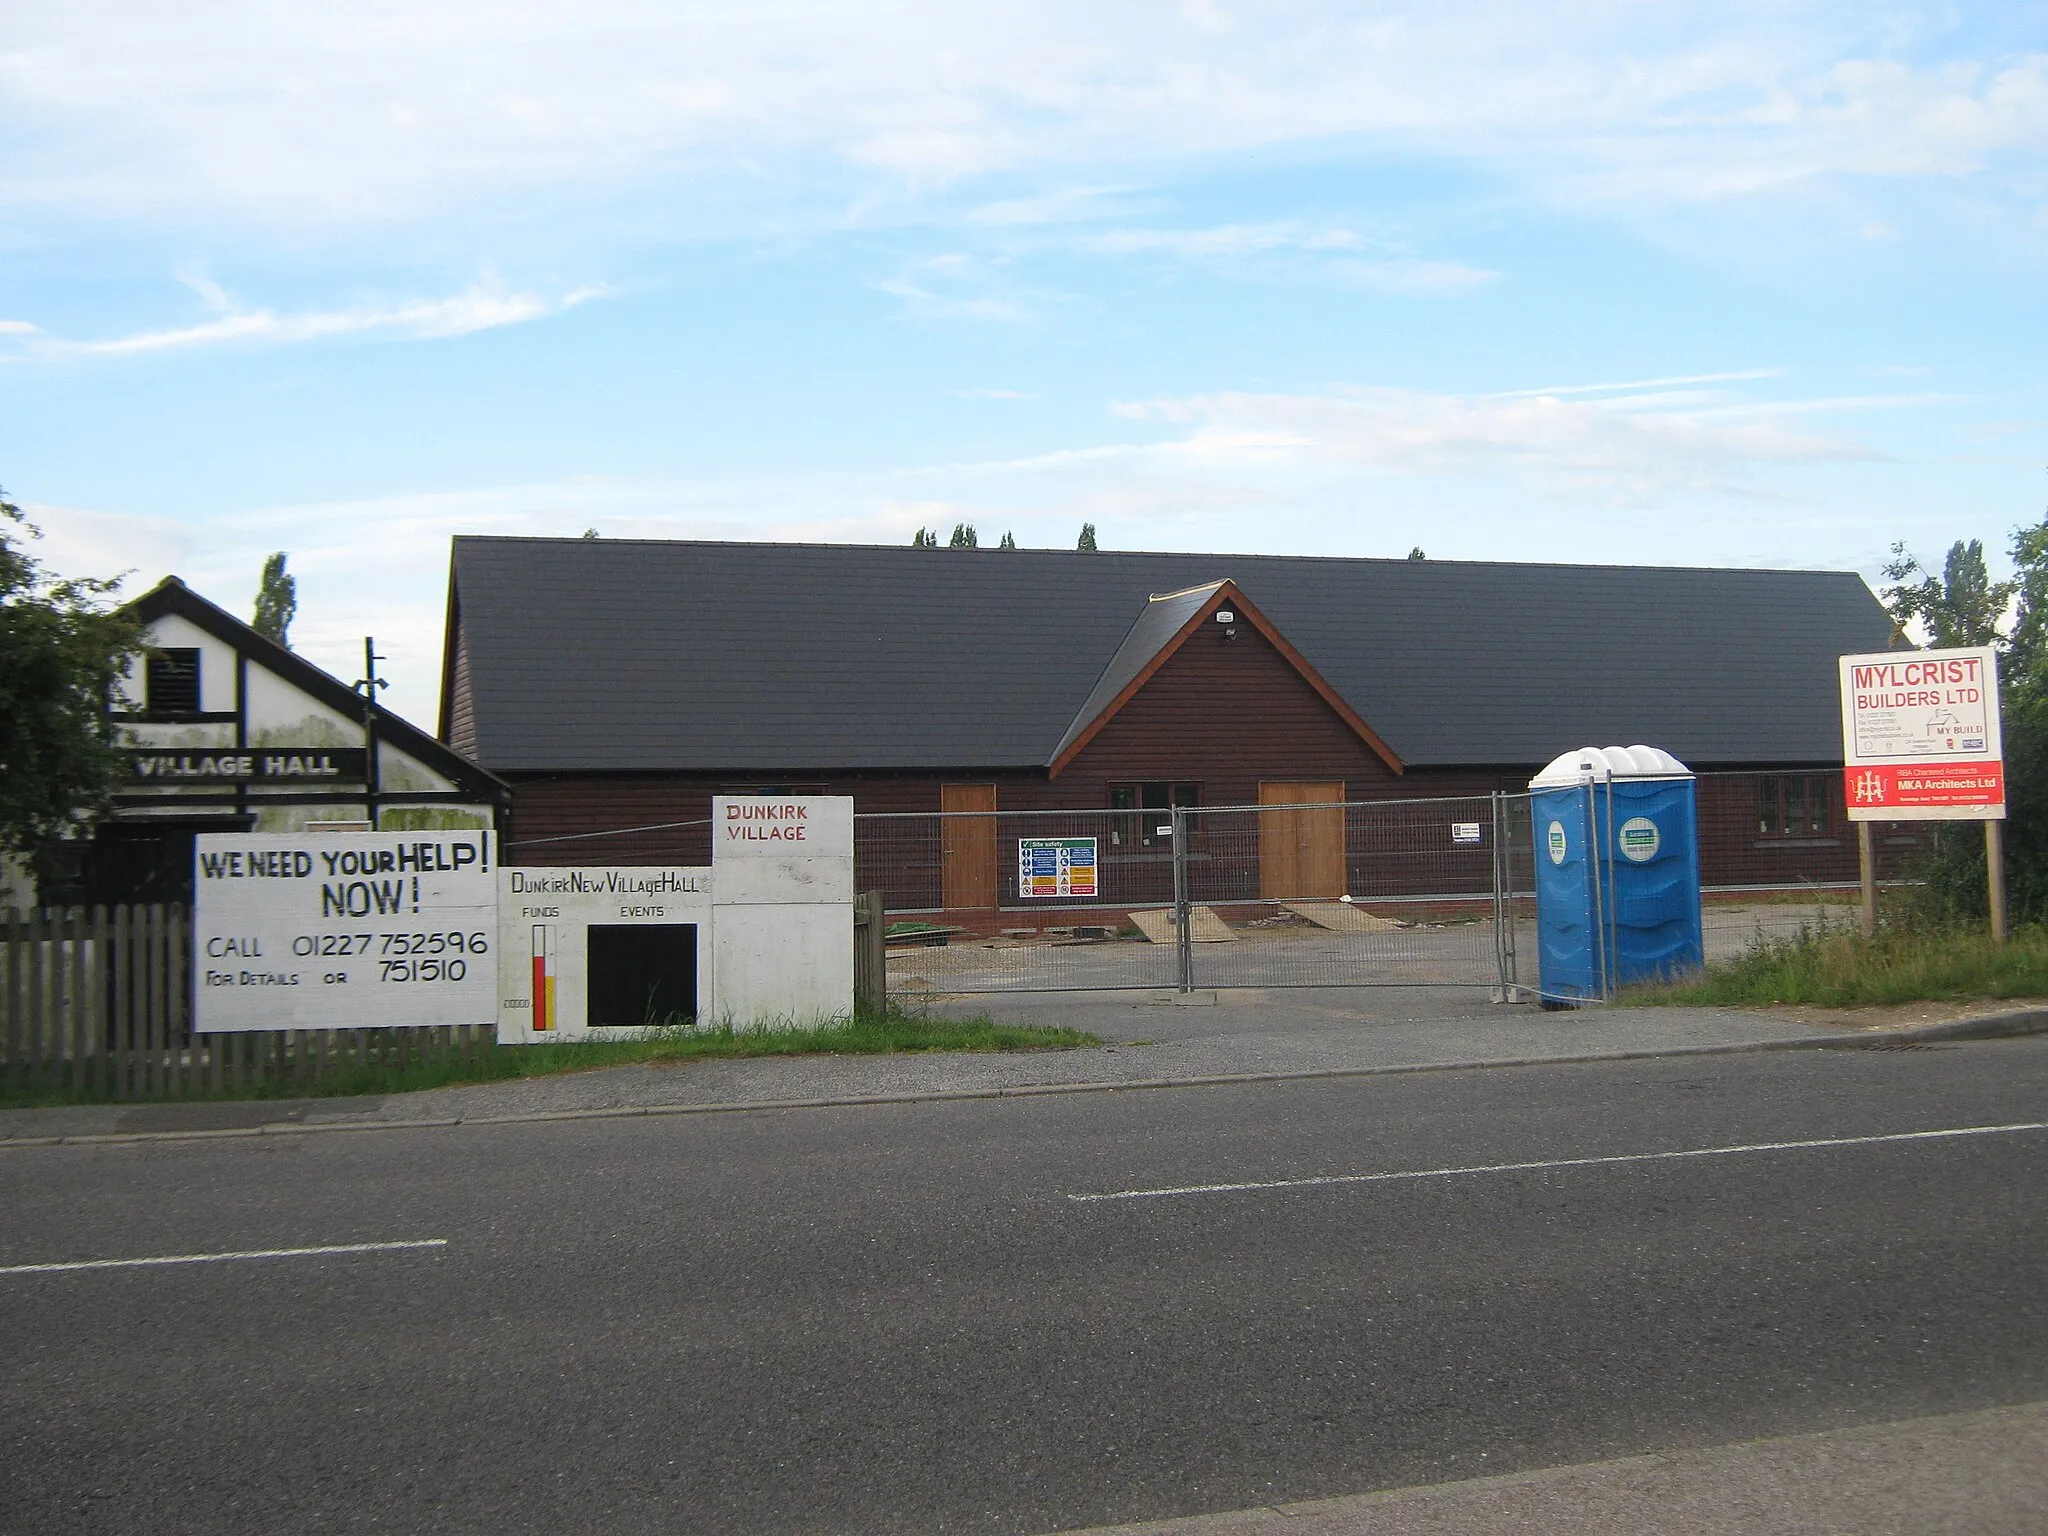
[353,637,388,832]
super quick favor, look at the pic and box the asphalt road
[3,1039,2046,1534]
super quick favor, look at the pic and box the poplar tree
[252,551,296,647]
[1077,523,1098,552]
[949,523,978,548]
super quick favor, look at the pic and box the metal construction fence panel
[859,797,1524,998]
[860,773,1914,999]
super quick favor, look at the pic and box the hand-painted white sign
[497,866,711,1042]
[193,832,497,1032]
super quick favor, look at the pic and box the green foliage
[949,522,978,548]
[1632,917,2048,1009]
[1076,522,1098,552]
[911,526,939,548]
[1880,538,2011,648]
[251,551,296,647]
[1408,546,1426,560]
[998,531,1017,550]
[1882,515,2048,925]
[0,491,141,859]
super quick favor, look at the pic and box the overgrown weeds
[1631,911,2048,1009]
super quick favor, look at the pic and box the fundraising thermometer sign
[1839,646,2004,821]
[193,832,498,1031]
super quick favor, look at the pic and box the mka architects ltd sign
[1838,646,2004,821]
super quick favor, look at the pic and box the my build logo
[723,801,811,844]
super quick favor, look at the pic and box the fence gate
[859,795,1529,999]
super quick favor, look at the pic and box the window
[1757,774,1835,838]
[1108,782,1200,849]
[144,648,201,716]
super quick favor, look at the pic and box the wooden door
[1258,781,1346,899]
[941,783,998,911]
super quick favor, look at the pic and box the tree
[1889,518,2048,924]
[911,527,939,548]
[252,551,296,647]
[1880,539,2011,648]
[0,490,140,860]
[949,523,978,549]
[1076,523,1098,552]
[998,531,1017,550]
[1408,547,1426,560]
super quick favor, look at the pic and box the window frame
[142,647,203,718]
[1755,773,1837,839]
[1107,781,1201,850]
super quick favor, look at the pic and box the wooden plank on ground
[1128,906,1237,944]
[1280,899,1405,933]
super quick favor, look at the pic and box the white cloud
[1079,223,1498,295]
[0,4,2040,233]
[1487,368,1787,399]
[878,254,1050,324]
[0,319,42,336]
[40,283,603,357]
[1096,383,1884,500]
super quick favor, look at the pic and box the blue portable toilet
[1528,746,1704,1005]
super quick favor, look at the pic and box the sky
[2,1,2045,727]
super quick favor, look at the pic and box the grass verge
[1629,920,2048,1009]
[0,1009,1100,1111]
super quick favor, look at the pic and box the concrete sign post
[1839,646,2006,937]
[193,831,498,1031]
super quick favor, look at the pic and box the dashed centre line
[0,1239,449,1276]
[1068,1120,2048,1203]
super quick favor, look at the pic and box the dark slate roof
[445,537,1898,773]
[1048,581,1224,766]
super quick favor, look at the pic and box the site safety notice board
[1017,837,1098,898]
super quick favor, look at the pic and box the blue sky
[2,1,2044,725]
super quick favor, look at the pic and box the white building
[36,576,507,908]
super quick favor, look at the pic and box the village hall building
[438,536,1908,913]
[33,576,508,909]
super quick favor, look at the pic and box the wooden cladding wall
[1057,616,1397,800]
[445,628,477,759]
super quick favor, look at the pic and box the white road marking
[0,1239,449,1276]
[1068,1120,2048,1203]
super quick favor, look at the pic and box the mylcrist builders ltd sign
[1838,646,2004,820]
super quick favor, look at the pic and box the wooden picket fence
[3,905,495,1101]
